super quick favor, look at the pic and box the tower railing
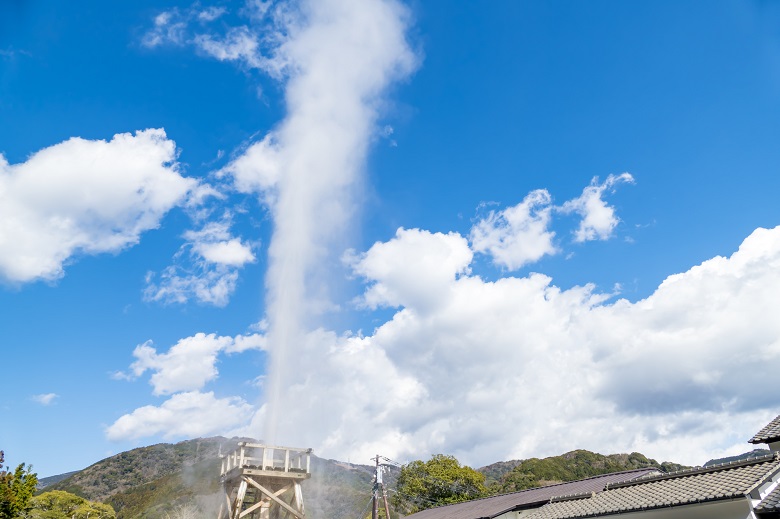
[221,442,312,479]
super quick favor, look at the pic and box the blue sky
[2,0,780,478]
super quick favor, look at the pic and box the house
[406,414,780,519]
[403,469,663,519]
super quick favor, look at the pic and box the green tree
[0,450,38,519]
[25,490,115,519]
[392,455,488,514]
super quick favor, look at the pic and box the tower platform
[219,442,312,519]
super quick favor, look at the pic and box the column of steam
[257,0,418,446]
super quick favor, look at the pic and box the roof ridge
[495,467,661,497]
[605,452,780,490]
[400,468,662,513]
[749,414,780,444]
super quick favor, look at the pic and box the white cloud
[197,6,227,22]
[348,228,472,313]
[106,391,253,441]
[241,225,780,468]
[470,189,557,270]
[31,393,58,406]
[144,268,239,307]
[123,332,265,396]
[144,220,256,307]
[0,129,195,283]
[193,27,268,69]
[110,225,780,467]
[196,239,255,266]
[561,173,634,242]
[186,222,256,267]
[218,133,281,203]
[142,10,188,48]
[141,4,275,72]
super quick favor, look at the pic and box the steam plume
[225,0,417,443]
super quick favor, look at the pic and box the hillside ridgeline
[45,438,385,519]
[481,449,690,493]
[44,439,691,519]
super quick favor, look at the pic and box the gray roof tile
[526,453,780,519]
[756,484,780,513]
[403,469,661,519]
[751,415,780,444]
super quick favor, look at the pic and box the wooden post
[233,480,248,519]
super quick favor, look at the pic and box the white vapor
[217,0,418,444]
[0,129,194,283]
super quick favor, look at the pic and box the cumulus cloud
[106,391,253,441]
[0,129,194,283]
[144,220,256,307]
[218,133,281,204]
[31,393,58,406]
[107,331,266,441]
[561,173,634,242]
[470,189,557,270]
[110,225,780,466]
[348,228,472,313]
[124,332,264,395]
[243,225,780,467]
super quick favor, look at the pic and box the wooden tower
[218,442,312,519]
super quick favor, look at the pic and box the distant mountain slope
[487,450,690,493]
[48,438,227,503]
[38,471,80,489]
[45,438,381,519]
[704,449,771,467]
[478,460,524,485]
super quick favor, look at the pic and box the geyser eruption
[228,0,417,443]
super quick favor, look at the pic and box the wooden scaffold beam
[218,443,312,519]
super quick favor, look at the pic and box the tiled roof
[403,469,661,519]
[756,484,780,513]
[751,415,780,444]
[526,453,780,519]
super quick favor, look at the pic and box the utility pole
[372,455,379,519]
[372,455,392,519]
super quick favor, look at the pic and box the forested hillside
[483,450,690,493]
[44,438,383,519]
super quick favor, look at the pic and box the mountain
[41,440,686,519]
[44,438,382,519]
[38,471,80,490]
[481,450,690,493]
[704,449,771,467]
